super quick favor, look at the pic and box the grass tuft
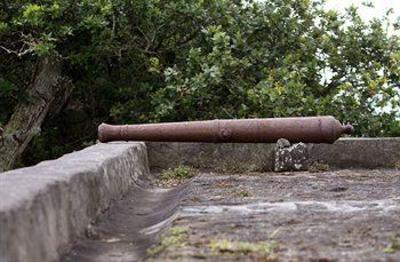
[383,235,400,254]
[209,239,278,256]
[160,166,196,180]
[237,190,252,198]
[308,162,330,173]
[394,160,400,170]
[147,226,189,256]
[156,166,197,187]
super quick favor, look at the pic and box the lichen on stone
[274,139,308,172]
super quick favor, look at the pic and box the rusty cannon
[98,116,353,144]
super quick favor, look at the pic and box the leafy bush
[0,0,399,166]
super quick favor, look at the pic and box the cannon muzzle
[98,116,353,144]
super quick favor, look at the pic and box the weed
[308,162,330,173]
[209,239,278,256]
[215,161,244,174]
[147,226,189,256]
[160,166,196,180]
[156,165,197,187]
[237,190,251,198]
[383,235,400,254]
[394,160,400,170]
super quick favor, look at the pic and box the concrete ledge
[147,138,400,171]
[0,142,149,262]
[147,142,276,172]
[308,138,400,168]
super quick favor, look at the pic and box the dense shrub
[0,0,399,166]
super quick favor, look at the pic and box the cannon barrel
[98,116,353,144]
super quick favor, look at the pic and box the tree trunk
[0,57,73,172]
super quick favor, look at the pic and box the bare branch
[0,45,18,55]
[0,45,34,57]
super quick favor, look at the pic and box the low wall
[0,142,148,262]
[147,142,276,172]
[147,138,400,171]
[307,138,400,168]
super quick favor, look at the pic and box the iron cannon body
[98,116,353,144]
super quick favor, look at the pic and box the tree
[0,1,77,171]
[147,1,400,137]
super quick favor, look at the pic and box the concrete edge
[307,137,400,169]
[147,138,400,171]
[0,142,149,262]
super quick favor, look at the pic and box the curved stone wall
[0,142,148,262]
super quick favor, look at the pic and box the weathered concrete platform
[158,170,400,261]
[1,138,399,261]
[58,168,400,261]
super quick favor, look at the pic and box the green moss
[160,166,196,180]
[308,162,330,173]
[394,160,400,170]
[237,190,251,198]
[209,239,278,256]
[156,166,197,187]
[147,226,189,256]
[383,235,400,254]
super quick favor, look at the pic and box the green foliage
[148,1,399,137]
[0,0,399,166]
[383,235,400,253]
[160,166,196,180]
[395,160,400,169]
[209,239,278,256]
[147,226,189,256]
[155,166,197,187]
[309,162,330,173]
[237,190,252,198]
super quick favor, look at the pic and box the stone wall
[147,142,276,172]
[147,138,400,171]
[0,142,148,262]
